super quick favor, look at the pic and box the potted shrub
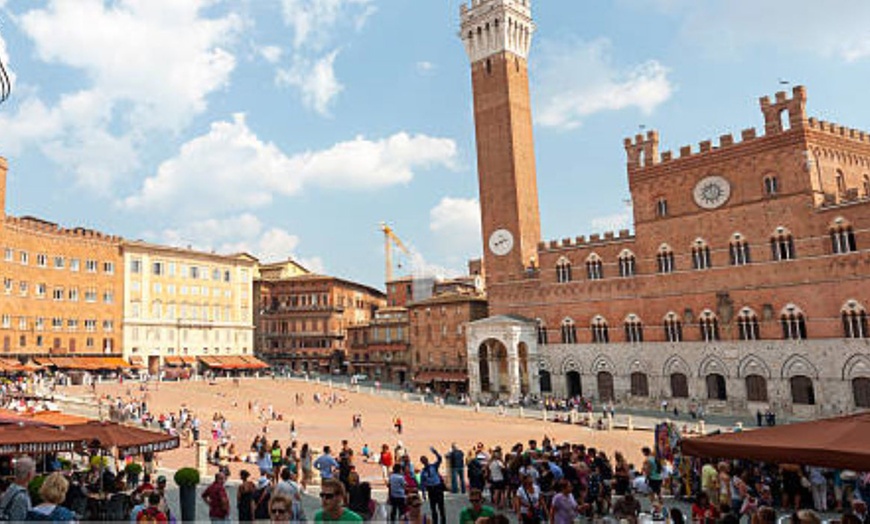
[125,462,143,488]
[174,467,200,522]
[28,474,46,505]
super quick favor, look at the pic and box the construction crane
[380,222,411,283]
[0,55,10,105]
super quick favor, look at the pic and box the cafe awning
[0,420,179,456]
[36,357,131,371]
[127,356,145,368]
[200,355,269,370]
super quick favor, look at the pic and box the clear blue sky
[1,0,868,290]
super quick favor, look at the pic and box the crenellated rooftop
[624,86,870,173]
[4,215,123,243]
[538,229,634,252]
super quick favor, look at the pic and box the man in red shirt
[691,492,719,524]
[201,471,230,522]
[137,493,168,523]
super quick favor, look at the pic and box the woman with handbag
[514,475,547,524]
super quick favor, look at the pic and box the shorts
[490,480,506,491]
[648,478,663,495]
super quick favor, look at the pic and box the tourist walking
[447,443,466,494]
[237,470,256,523]
[314,446,339,482]
[388,464,407,523]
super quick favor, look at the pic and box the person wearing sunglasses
[459,488,495,524]
[269,495,293,523]
[314,478,362,522]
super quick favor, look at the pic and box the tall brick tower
[460,0,541,286]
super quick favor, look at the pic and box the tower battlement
[539,229,634,252]
[4,215,122,243]
[623,130,660,170]
[759,85,807,135]
[460,0,534,63]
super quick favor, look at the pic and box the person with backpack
[25,472,76,522]
[0,456,34,521]
[136,493,168,523]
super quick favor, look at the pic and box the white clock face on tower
[488,229,515,257]
[693,176,731,209]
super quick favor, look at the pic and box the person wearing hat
[253,475,272,521]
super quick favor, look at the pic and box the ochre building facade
[461,0,870,416]
[0,158,124,358]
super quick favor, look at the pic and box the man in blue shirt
[314,446,339,481]
[419,447,446,524]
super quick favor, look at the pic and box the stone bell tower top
[460,0,535,64]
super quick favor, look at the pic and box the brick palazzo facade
[255,262,386,374]
[461,0,870,416]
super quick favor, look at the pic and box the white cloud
[277,51,343,116]
[2,0,242,191]
[428,197,482,273]
[258,45,283,64]
[276,0,375,114]
[636,0,870,62]
[589,211,633,234]
[281,0,375,51]
[123,113,458,217]
[534,38,673,130]
[152,213,305,263]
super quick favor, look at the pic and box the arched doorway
[630,372,649,397]
[597,371,614,401]
[539,370,552,393]
[745,375,768,402]
[670,373,689,398]
[478,346,490,392]
[566,371,582,398]
[706,373,727,400]
[495,345,508,394]
[853,377,870,408]
[790,375,815,405]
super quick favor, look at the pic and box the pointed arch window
[624,314,643,343]
[842,301,868,339]
[692,239,712,270]
[729,233,751,266]
[555,257,572,283]
[699,310,720,342]
[591,316,609,344]
[586,254,603,280]
[663,312,682,342]
[830,218,857,254]
[770,227,796,261]
[656,198,668,218]
[836,169,847,196]
[780,304,807,340]
[737,307,760,341]
[560,318,577,344]
[656,245,675,274]
[763,175,779,196]
[618,250,636,277]
[536,318,549,345]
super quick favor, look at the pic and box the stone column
[468,358,481,398]
[488,356,499,395]
[196,440,208,477]
[508,357,521,402]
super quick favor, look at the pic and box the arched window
[555,257,572,283]
[763,175,779,196]
[854,377,870,408]
[830,218,857,254]
[618,250,636,278]
[842,301,868,338]
[657,244,675,274]
[624,314,643,343]
[591,316,609,343]
[656,198,668,218]
[780,304,807,340]
[630,372,649,397]
[586,254,603,280]
[770,227,796,261]
[539,370,552,393]
[729,233,751,266]
[663,312,682,342]
[706,373,727,400]
[745,374,768,402]
[699,310,720,342]
[560,318,577,344]
[790,375,815,405]
[737,307,760,341]
[670,373,689,398]
[536,318,549,345]
[698,310,720,342]
[836,169,847,196]
[692,238,712,270]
